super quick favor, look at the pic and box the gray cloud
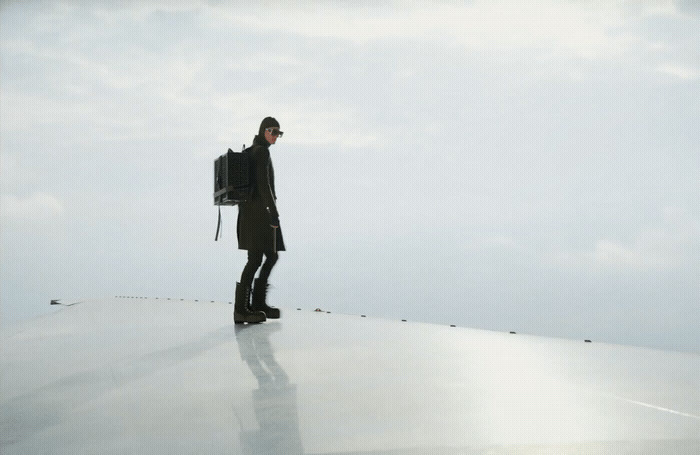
[676,0,700,16]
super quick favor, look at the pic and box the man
[234,117,285,323]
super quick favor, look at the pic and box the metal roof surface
[1,297,698,454]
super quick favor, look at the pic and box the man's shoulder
[249,145,270,159]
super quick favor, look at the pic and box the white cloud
[210,97,377,148]
[206,0,659,60]
[0,91,95,132]
[656,63,700,80]
[212,98,380,149]
[593,237,667,269]
[276,103,380,148]
[473,235,518,249]
[0,38,36,55]
[1,192,65,221]
[0,154,36,191]
[553,208,700,271]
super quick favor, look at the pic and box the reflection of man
[234,324,303,454]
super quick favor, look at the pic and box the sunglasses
[266,128,284,137]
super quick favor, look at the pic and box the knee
[246,253,264,269]
[265,252,279,265]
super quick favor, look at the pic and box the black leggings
[240,250,278,288]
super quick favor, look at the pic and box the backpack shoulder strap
[215,205,222,241]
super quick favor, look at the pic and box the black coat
[237,136,285,252]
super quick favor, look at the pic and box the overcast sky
[1,1,698,352]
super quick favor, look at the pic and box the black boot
[234,282,266,324]
[250,278,281,319]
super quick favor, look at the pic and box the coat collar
[253,135,270,148]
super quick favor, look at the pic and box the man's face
[264,127,282,145]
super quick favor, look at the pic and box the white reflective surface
[1,298,699,454]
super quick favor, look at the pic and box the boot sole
[250,307,280,319]
[233,313,266,324]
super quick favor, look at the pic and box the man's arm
[255,147,279,227]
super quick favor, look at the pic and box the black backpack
[214,145,255,240]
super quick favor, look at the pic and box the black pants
[240,250,278,288]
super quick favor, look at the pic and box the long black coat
[237,136,285,252]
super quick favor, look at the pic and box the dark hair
[258,117,280,136]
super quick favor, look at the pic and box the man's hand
[266,207,279,228]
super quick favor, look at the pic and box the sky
[1,0,698,353]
